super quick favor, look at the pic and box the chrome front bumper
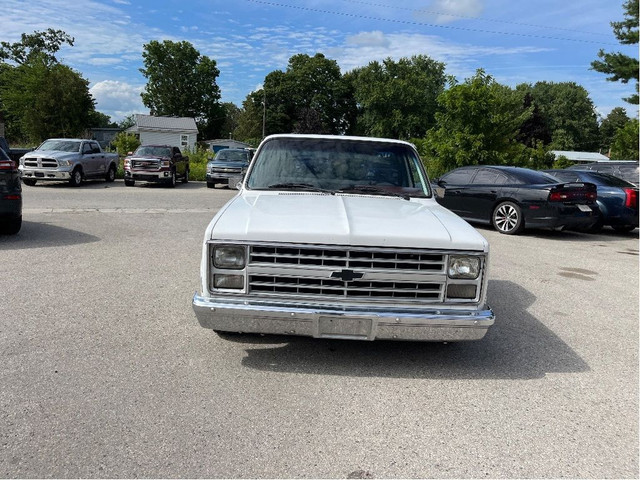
[192,293,495,341]
[20,168,71,180]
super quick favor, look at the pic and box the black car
[206,148,252,189]
[0,147,22,235]
[434,166,598,235]
[545,169,638,233]
[567,161,639,187]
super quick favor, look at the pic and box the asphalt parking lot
[1,180,638,478]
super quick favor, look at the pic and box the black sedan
[434,165,598,235]
[545,169,638,233]
[0,146,22,235]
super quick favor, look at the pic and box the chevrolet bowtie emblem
[330,269,364,282]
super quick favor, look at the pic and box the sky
[1,0,637,124]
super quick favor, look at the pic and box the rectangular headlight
[213,274,244,289]
[446,284,477,299]
[448,255,481,279]
[213,245,246,269]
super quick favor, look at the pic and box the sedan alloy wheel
[492,201,524,234]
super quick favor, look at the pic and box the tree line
[0,0,637,177]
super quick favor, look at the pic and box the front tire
[182,169,189,183]
[168,170,176,188]
[22,178,37,186]
[207,181,215,189]
[69,168,83,187]
[124,179,135,187]
[492,201,524,235]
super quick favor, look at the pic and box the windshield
[246,137,430,198]
[215,150,249,162]
[135,146,171,157]
[38,140,82,152]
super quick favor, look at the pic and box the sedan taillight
[0,159,16,170]
[624,188,638,208]
[549,185,597,203]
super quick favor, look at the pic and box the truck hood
[207,160,249,168]
[25,150,79,161]
[209,192,488,251]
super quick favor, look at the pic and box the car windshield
[215,150,249,162]
[38,140,82,152]
[245,137,430,198]
[135,146,171,157]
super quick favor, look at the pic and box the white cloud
[415,0,484,24]
[346,31,390,48]
[89,80,147,122]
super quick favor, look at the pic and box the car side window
[493,172,510,184]
[441,169,475,185]
[471,169,500,184]
[173,147,180,157]
[82,143,92,154]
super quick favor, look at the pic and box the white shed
[127,114,198,151]
[550,150,610,164]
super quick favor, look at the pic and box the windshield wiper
[337,185,411,201]
[266,183,334,194]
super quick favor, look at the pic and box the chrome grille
[211,167,242,173]
[250,275,442,300]
[24,158,58,168]
[246,245,447,302]
[250,246,444,271]
[132,159,160,170]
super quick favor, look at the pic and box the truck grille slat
[250,246,443,271]
[250,275,442,300]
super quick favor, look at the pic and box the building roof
[550,150,610,162]
[205,139,252,148]
[127,114,198,133]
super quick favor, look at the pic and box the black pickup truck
[123,145,190,187]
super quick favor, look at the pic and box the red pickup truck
[124,145,190,187]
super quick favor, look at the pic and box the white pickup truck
[19,138,119,187]
[192,134,494,342]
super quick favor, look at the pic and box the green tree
[517,82,600,151]
[423,70,530,177]
[140,40,224,139]
[234,90,265,143]
[88,110,116,128]
[0,29,100,142]
[0,28,74,67]
[219,102,241,139]
[591,0,639,104]
[347,55,448,139]
[0,56,95,141]
[112,132,140,156]
[262,53,356,135]
[118,114,137,130]
[610,118,639,159]
[599,107,630,153]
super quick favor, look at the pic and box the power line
[339,0,612,38]
[246,0,619,46]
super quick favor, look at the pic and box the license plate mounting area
[316,316,375,340]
